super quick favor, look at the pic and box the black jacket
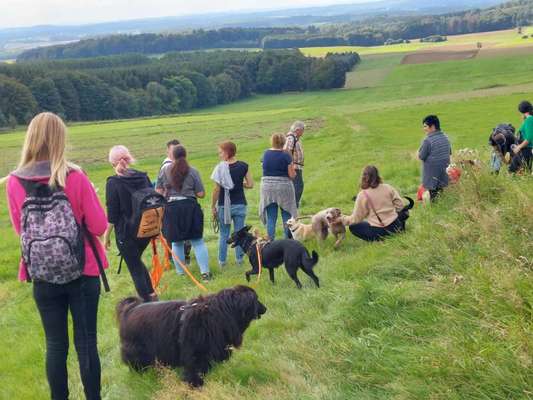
[106,169,152,241]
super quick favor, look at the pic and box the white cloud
[0,0,367,28]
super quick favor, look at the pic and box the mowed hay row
[401,50,479,65]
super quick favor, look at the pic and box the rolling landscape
[1,0,532,399]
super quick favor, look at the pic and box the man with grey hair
[284,120,305,208]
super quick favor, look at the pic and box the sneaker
[236,259,244,267]
[201,273,211,282]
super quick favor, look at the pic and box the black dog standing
[116,285,267,387]
[227,226,320,289]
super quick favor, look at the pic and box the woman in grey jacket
[418,115,451,201]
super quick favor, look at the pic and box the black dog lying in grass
[227,226,320,289]
[116,285,267,387]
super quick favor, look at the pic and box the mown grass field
[1,48,533,400]
[300,26,533,57]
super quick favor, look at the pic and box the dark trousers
[429,187,444,201]
[509,148,533,173]
[33,276,101,400]
[293,169,304,208]
[349,218,403,242]
[117,238,155,301]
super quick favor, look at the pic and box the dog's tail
[116,297,143,321]
[404,196,415,210]
[303,250,319,269]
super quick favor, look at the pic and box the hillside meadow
[1,50,532,399]
[300,26,533,57]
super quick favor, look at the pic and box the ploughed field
[0,49,532,399]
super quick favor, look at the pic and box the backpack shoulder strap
[363,190,385,227]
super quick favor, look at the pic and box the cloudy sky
[1,0,369,29]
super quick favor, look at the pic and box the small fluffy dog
[286,217,315,241]
[311,208,346,247]
[116,285,267,387]
[227,226,320,289]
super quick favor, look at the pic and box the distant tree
[0,110,7,127]
[162,76,197,111]
[30,77,64,114]
[181,71,217,108]
[51,74,81,121]
[0,75,38,123]
[8,114,18,129]
[208,73,241,104]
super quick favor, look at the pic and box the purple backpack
[19,179,85,284]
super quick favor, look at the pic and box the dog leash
[159,235,209,293]
[250,242,263,288]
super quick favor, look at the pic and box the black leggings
[33,276,101,400]
[117,238,154,301]
[349,218,404,242]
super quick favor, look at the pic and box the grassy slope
[1,51,532,399]
[300,27,533,57]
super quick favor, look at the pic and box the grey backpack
[19,178,85,284]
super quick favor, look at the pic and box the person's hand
[512,145,520,154]
[211,206,218,218]
[104,236,111,251]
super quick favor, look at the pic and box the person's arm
[284,134,295,154]
[243,170,254,189]
[418,138,431,161]
[288,163,296,179]
[6,176,23,235]
[514,131,530,153]
[341,192,368,226]
[193,169,206,199]
[211,183,221,216]
[103,223,114,250]
[391,186,404,211]
[155,167,167,195]
[78,172,107,237]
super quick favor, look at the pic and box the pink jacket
[6,168,109,281]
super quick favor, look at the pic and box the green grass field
[1,47,532,399]
[300,27,533,57]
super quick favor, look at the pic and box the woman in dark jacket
[156,145,211,282]
[104,145,157,302]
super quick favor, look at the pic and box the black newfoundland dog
[116,285,267,387]
[227,226,320,289]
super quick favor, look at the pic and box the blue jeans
[265,202,291,240]
[217,204,247,265]
[172,239,210,275]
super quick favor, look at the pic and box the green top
[519,115,533,148]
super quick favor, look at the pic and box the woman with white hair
[6,112,107,400]
[104,145,158,302]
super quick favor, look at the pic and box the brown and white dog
[311,208,346,248]
[286,217,315,241]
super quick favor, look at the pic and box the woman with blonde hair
[104,145,158,302]
[6,112,108,400]
[259,133,297,239]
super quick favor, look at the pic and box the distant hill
[1,0,503,60]
[14,0,532,61]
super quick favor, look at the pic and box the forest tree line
[0,50,360,127]
[16,0,533,61]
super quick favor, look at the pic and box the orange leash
[251,242,263,288]
[159,235,209,293]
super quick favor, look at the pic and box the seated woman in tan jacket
[342,165,405,242]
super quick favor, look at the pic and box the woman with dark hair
[211,141,253,267]
[157,145,211,281]
[341,165,405,242]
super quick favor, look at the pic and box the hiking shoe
[201,273,211,282]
